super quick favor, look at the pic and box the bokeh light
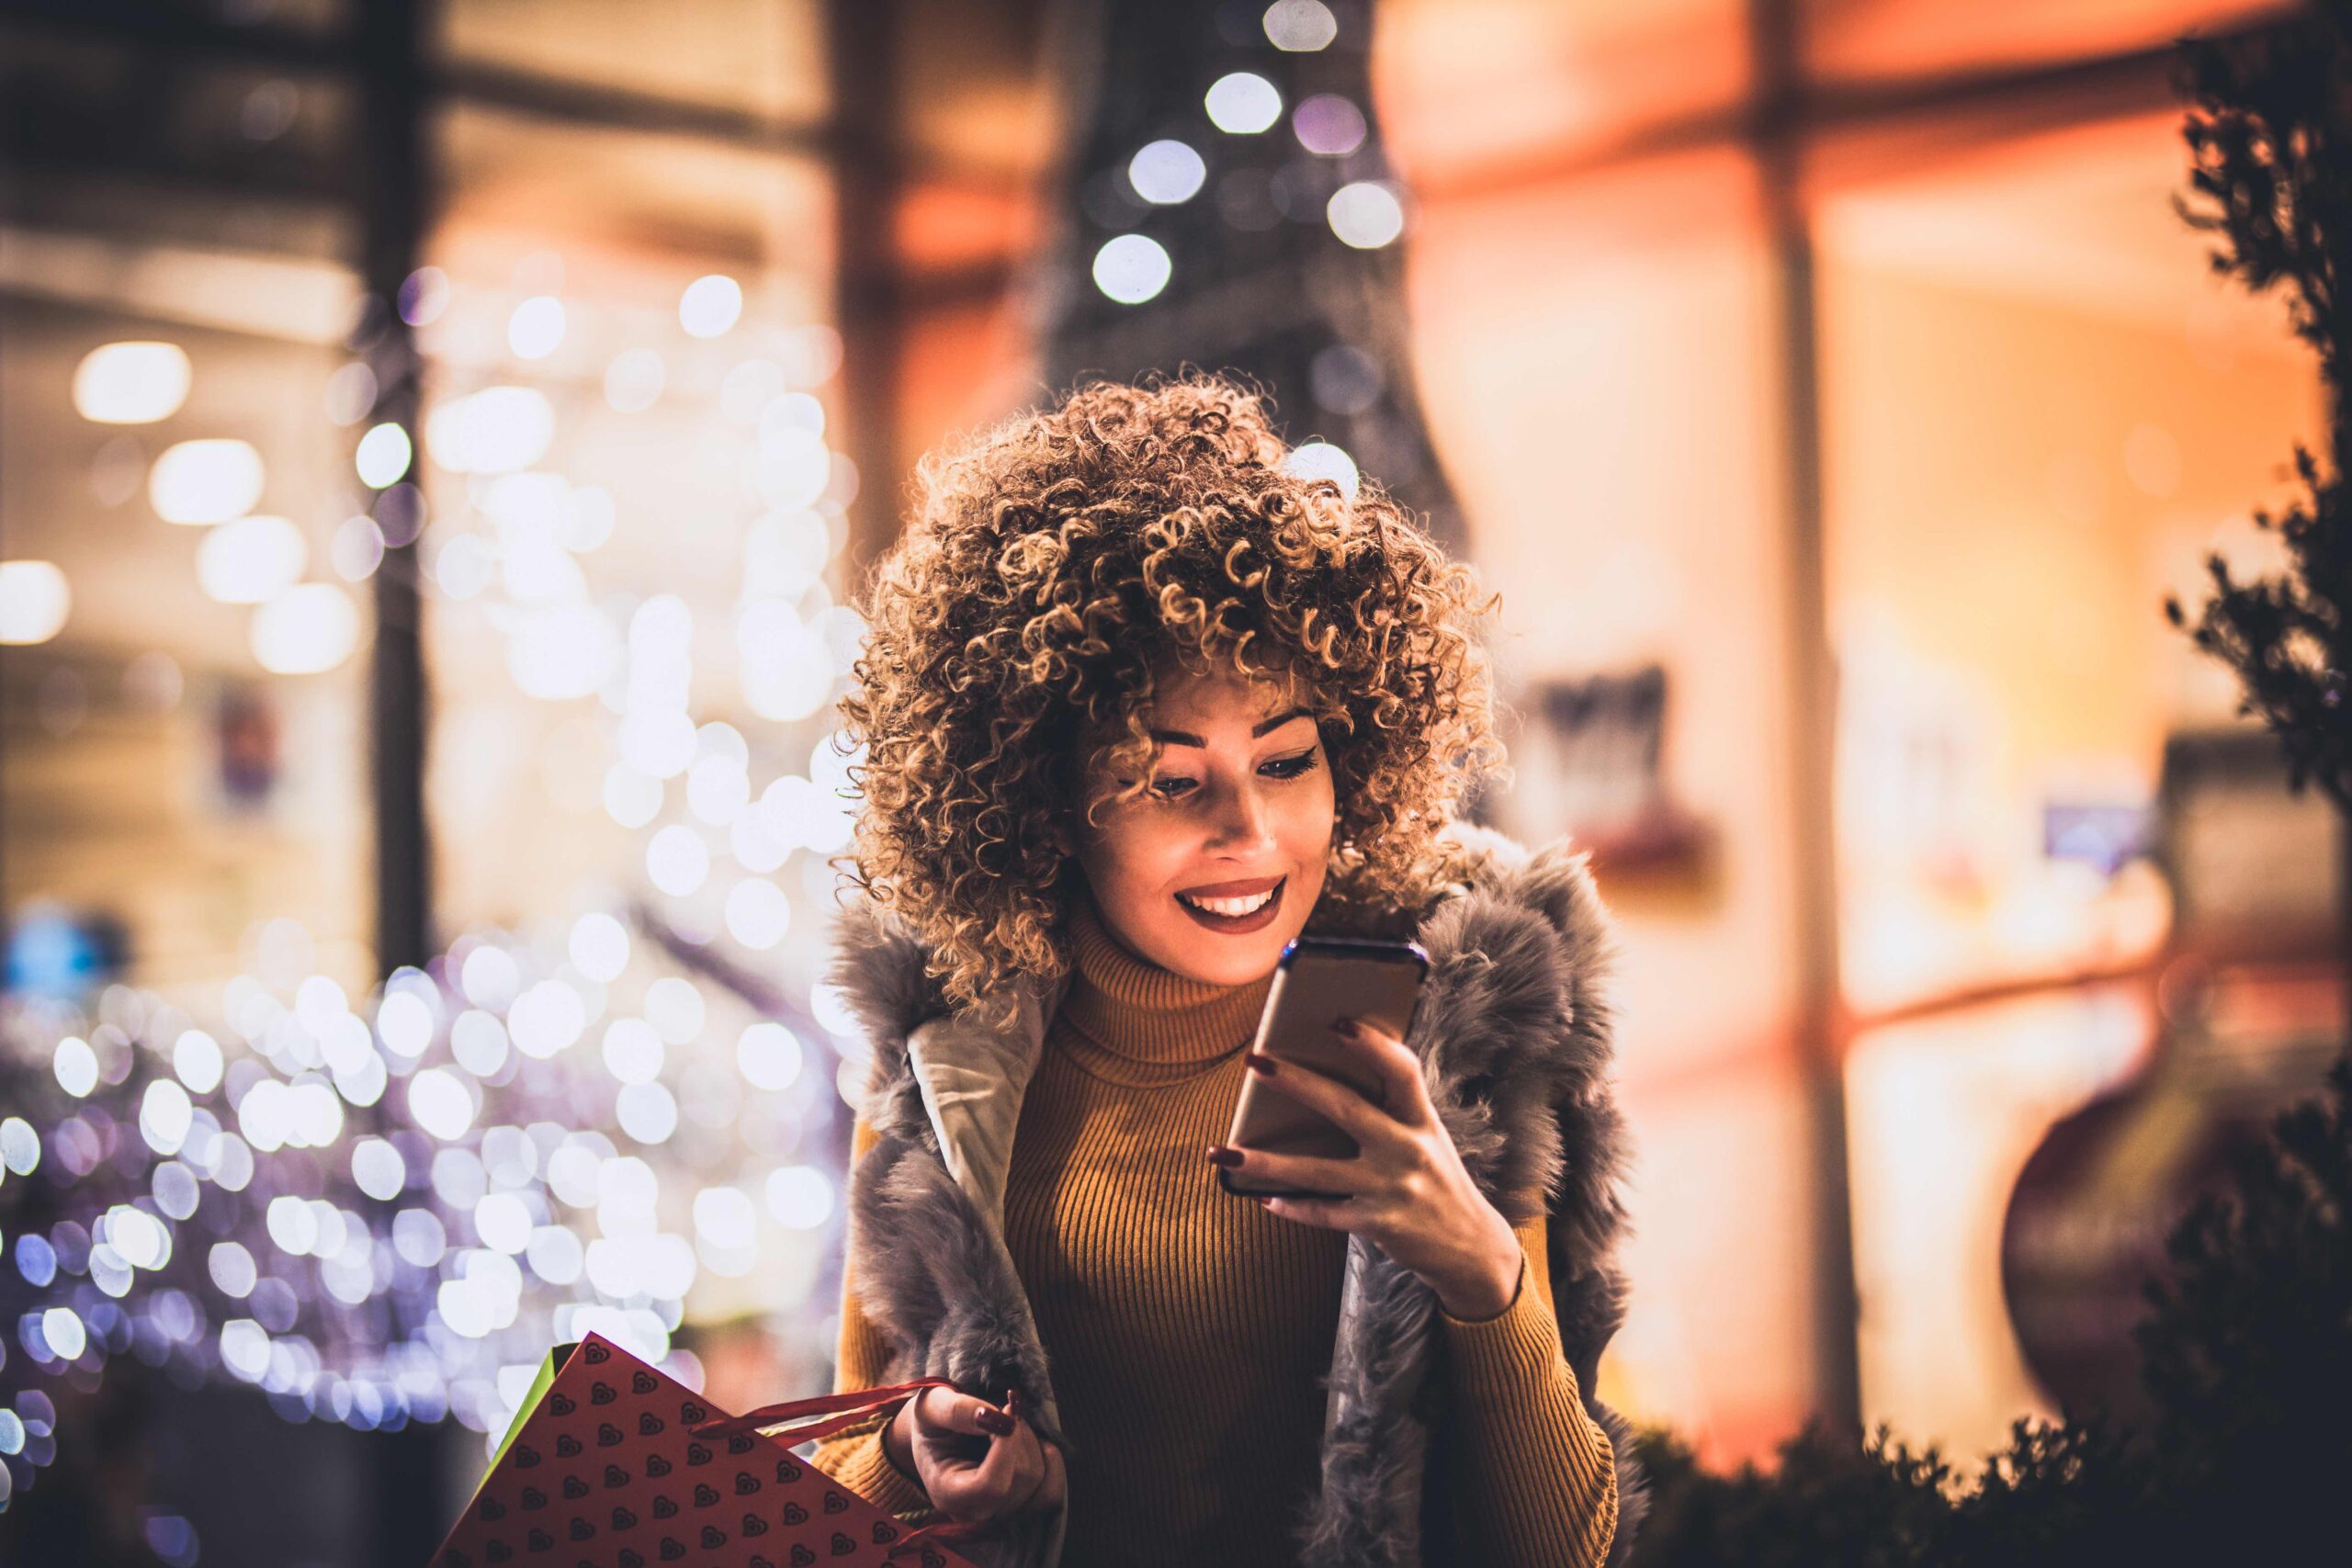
[605,349,664,412]
[1281,439,1361,502]
[425,387,555,475]
[736,1021,803,1092]
[1204,72,1283,134]
[507,605,622,701]
[763,1166,833,1230]
[679,276,743,338]
[398,265,450,325]
[141,1079,193,1155]
[352,1138,405,1201]
[615,1082,678,1145]
[407,1067,476,1142]
[1326,180,1406,248]
[73,342,192,424]
[41,1306,88,1362]
[569,913,630,984]
[461,946,521,1011]
[355,423,413,488]
[251,583,361,675]
[1262,0,1337,51]
[642,977,706,1044]
[149,439,264,525]
[723,878,792,949]
[599,1023,664,1096]
[376,991,435,1057]
[646,825,711,897]
[507,296,566,360]
[1293,93,1367,156]
[1092,233,1173,305]
[323,362,377,426]
[1129,140,1207,204]
[197,514,308,604]
[52,1035,98,1096]
[0,561,72,645]
[175,1029,225,1093]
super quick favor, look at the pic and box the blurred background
[1,0,2342,1562]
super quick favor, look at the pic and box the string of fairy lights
[1,245,875,1543]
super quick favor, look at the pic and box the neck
[1058,896,1272,1062]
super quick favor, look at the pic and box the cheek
[1077,808,1183,898]
[1284,773,1339,858]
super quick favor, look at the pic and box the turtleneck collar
[1057,894,1274,1065]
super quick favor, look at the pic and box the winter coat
[824,822,1648,1567]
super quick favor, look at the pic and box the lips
[1175,875,1283,899]
[1174,875,1287,933]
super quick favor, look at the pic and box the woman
[807,375,1645,1568]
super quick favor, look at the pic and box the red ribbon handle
[688,1379,1023,1562]
[691,1376,955,1449]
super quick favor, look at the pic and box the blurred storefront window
[1380,0,2327,1469]
[1,22,376,1005]
[1817,98,2331,1459]
[1816,105,2322,1015]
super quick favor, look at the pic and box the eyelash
[1149,750,1320,801]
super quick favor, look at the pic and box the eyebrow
[1147,706,1314,747]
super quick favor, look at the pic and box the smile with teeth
[1177,880,1283,918]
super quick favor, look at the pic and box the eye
[1148,774,1197,801]
[1261,749,1320,780]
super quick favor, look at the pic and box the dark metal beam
[1749,0,1863,1445]
[358,0,435,984]
[826,0,908,577]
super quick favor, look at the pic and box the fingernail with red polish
[1205,1145,1241,1167]
[1245,1052,1277,1076]
[978,1407,1014,1436]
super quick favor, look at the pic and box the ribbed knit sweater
[811,904,1619,1565]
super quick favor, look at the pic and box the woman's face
[1072,663,1335,987]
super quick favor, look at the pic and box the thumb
[912,1385,1009,1438]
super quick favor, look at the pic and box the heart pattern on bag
[429,1334,976,1568]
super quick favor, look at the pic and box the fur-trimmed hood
[826,822,1646,1567]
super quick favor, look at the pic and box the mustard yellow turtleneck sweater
[811,905,1619,1565]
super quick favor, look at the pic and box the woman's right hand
[886,1384,1066,1523]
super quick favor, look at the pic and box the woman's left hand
[1206,1016,1525,1320]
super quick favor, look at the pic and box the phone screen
[1216,936,1428,1200]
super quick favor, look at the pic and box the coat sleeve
[1435,1206,1620,1566]
[806,1116,940,1522]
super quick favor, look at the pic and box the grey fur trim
[1293,1240,1440,1567]
[826,832,1644,1567]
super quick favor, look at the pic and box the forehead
[1147,661,1307,729]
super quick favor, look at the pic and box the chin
[1167,935,1293,987]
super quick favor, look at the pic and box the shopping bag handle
[692,1376,957,1449]
[690,1378,1025,1562]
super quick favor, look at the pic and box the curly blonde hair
[840,371,1506,1019]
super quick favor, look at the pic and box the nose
[1204,773,1277,858]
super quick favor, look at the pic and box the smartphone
[1217,935,1430,1200]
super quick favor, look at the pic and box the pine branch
[2165,9,2352,811]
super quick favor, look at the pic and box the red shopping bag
[428,1332,990,1568]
